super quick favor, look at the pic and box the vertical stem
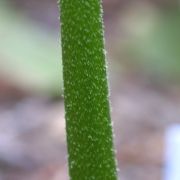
[59,0,118,179]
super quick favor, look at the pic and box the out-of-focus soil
[1,74,180,179]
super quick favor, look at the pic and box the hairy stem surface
[59,1,118,179]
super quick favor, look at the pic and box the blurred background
[0,0,180,179]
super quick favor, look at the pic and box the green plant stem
[59,0,118,179]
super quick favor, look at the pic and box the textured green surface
[59,0,117,179]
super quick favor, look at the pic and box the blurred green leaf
[129,10,180,82]
[0,1,62,96]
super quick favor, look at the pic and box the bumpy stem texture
[59,0,117,179]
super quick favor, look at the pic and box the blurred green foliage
[0,1,62,96]
[130,9,180,83]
